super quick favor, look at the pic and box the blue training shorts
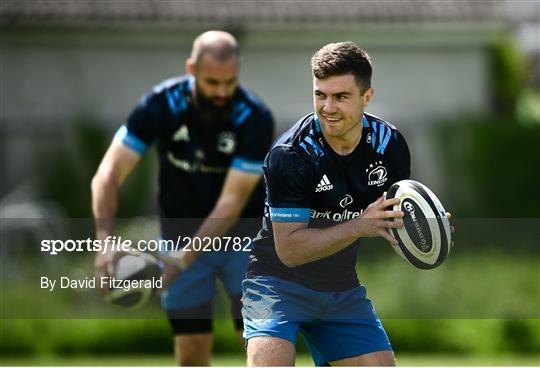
[242,275,392,366]
[161,249,250,312]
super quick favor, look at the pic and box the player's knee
[174,334,212,366]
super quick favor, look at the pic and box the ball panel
[115,255,146,280]
[401,197,433,253]
[391,184,440,268]
[407,180,450,267]
[103,253,161,309]
[386,179,451,270]
[104,288,150,308]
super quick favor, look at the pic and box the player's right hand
[94,248,122,294]
[356,194,405,246]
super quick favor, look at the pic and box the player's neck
[323,123,363,156]
[190,84,199,107]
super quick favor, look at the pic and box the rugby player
[243,42,408,366]
[92,30,274,366]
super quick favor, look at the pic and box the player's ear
[186,58,196,75]
[362,87,374,106]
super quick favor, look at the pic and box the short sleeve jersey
[115,75,274,237]
[247,112,410,291]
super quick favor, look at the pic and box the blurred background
[1,0,539,366]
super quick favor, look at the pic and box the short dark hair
[311,42,372,93]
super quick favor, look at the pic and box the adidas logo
[173,125,190,142]
[315,175,333,192]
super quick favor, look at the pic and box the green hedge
[2,319,537,357]
[2,254,538,357]
[436,118,540,217]
[386,319,540,354]
[37,117,154,218]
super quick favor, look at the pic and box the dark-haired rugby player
[244,42,413,366]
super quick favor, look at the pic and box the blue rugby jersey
[247,112,410,291]
[115,75,275,238]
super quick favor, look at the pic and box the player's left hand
[153,250,189,294]
[446,212,455,247]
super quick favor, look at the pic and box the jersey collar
[313,112,371,155]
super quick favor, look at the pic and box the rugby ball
[386,180,451,269]
[103,253,161,309]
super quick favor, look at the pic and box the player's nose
[216,85,228,99]
[322,99,338,113]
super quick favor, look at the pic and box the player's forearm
[91,175,120,240]
[276,220,361,267]
[183,198,243,267]
[195,198,242,238]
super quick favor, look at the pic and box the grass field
[2,354,539,366]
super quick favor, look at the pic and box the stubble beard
[195,86,234,125]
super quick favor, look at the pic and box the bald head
[190,30,239,66]
[186,31,240,114]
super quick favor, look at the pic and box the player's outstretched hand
[356,193,405,246]
[446,212,455,248]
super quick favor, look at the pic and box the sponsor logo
[315,175,333,192]
[403,201,417,221]
[172,125,190,142]
[311,208,362,222]
[402,199,430,251]
[311,193,360,222]
[194,149,205,160]
[366,133,372,144]
[366,161,388,186]
[167,152,226,174]
[217,131,237,154]
[339,194,353,208]
[167,152,191,171]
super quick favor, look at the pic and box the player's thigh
[162,254,216,335]
[247,336,295,367]
[229,296,244,331]
[330,350,395,366]
[242,276,314,366]
[219,250,249,327]
[301,318,392,365]
[160,253,216,313]
[300,284,393,366]
[219,249,250,297]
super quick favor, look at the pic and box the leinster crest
[217,131,237,154]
